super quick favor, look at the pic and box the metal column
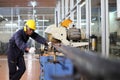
[55,1,60,27]
[61,0,65,19]
[101,0,109,57]
[42,15,45,37]
[117,0,120,18]
[70,0,74,20]
[86,0,91,50]
[65,0,68,16]
[77,1,81,28]
[10,7,13,36]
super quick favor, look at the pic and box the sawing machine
[39,20,89,80]
[44,24,89,48]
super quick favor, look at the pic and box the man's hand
[44,42,52,51]
[44,46,48,51]
[29,47,36,54]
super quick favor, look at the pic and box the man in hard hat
[7,19,48,80]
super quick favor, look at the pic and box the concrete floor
[0,54,40,80]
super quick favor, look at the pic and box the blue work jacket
[7,29,47,60]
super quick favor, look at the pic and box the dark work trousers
[7,43,26,80]
[8,55,26,80]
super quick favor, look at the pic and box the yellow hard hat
[25,19,36,30]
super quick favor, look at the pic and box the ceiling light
[30,1,37,7]
[5,18,8,21]
[0,15,3,18]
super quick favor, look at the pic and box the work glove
[48,42,52,46]
[29,47,36,54]
[44,46,48,51]
[44,42,52,51]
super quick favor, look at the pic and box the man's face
[26,26,34,35]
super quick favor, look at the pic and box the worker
[7,19,48,80]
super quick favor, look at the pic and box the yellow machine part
[61,19,72,28]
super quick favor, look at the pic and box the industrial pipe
[53,44,120,80]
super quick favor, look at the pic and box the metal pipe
[53,44,120,80]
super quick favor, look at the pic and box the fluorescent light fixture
[80,1,86,7]
[0,15,3,18]
[38,20,49,22]
[81,23,95,26]
[5,18,8,21]
[30,1,37,7]
[5,23,18,28]
[24,19,49,22]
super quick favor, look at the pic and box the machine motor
[67,27,81,42]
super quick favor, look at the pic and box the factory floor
[0,54,40,80]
